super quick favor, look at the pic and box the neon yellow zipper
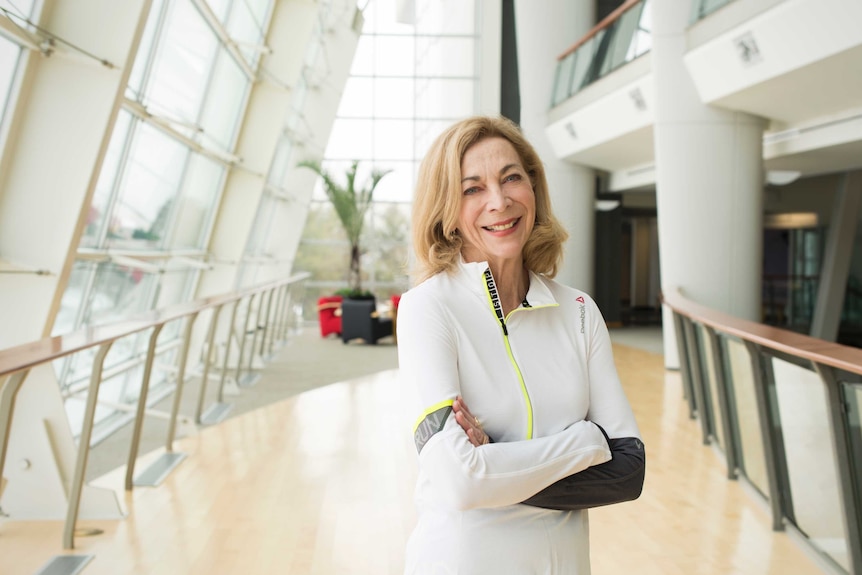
[481,268,557,440]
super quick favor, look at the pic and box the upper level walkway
[0,326,827,575]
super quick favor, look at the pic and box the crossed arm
[453,397,646,511]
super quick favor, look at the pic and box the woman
[397,116,644,574]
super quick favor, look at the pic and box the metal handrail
[0,271,309,549]
[662,287,862,374]
[662,287,862,574]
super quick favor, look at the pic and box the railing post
[125,324,165,491]
[235,294,257,386]
[63,341,114,549]
[268,285,286,356]
[703,326,739,480]
[682,318,711,443]
[258,288,275,359]
[0,371,30,500]
[672,312,696,418]
[815,364,862,575]
[166,312,198,450]
[743,340,787,532]
[196,305,223,424]
[280,284,293,341]
[217,299,241,403]
[244,291,266,378]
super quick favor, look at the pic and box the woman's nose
[487,185,511,211]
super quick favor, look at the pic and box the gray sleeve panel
[414,405,453,454]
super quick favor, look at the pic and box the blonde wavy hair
[411,116,568,283]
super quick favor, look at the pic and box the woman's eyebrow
[461,163,521,184]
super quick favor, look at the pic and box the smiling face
[457,137,535,272]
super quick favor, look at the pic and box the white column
[514,0,595,291]
[810,170,862,341]
[652,0,765,368]
[0,0,152,348]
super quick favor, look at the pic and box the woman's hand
[452,396,490,447]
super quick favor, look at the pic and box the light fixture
[595,200,621,212]
[765,170,801,186]
[763,212,818,229]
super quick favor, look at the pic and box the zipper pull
[500,319,508,336]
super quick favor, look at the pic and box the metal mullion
[0,10,43,51]
[190,0,257,81]
[122,99,247,170]
[57,261,100,391]
[815,364,862,574]
[77,247,209,261]
[704,326,740,480]
[129,0,171,103]
[743,339,787,531]
[672,312,696,418]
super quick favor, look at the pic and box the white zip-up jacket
[397,259,641,574]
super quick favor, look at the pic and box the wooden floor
[0,342,829,575]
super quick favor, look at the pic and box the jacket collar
[456,256,558,309]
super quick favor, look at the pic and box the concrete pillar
[810,170,862,341]
[652,0,765,368]
[514,0,595,291]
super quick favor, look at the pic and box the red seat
[317,296,343,337]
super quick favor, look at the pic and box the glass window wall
[54,0,273,437]
[0,0,37,148]
[295,0,481,318]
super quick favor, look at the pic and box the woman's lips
[482,217,520,232]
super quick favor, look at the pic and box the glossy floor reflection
[0,340,829,574]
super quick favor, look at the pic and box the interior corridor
[0,327,828,575]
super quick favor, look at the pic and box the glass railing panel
[772,357,850,571]
[697,324,725,449]
[570,32,603,97]
[842,381,862,571]
[552,51,576,107]
[690,0,735,23]
[551,0,651,107]
[724,337,770,496]
[598,0,646,78]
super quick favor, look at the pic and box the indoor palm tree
[298,159,392,296]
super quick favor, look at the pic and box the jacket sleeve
[521,427,645,510]
[522,295,645,511]
[398,289,612,512]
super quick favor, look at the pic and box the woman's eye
[463,187,478,195]
[504,173,521,183]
